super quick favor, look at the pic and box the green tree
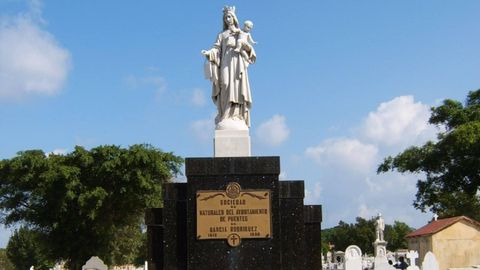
[384,221,413,251]
[378,90,480,220]
[323,217,413,254]
[321,227,335,253]
[353,217,376,254]
[0,248,15,270]
[0,144,183,270]
[6,227,53,270]
[109,223,144,266]
[324,217,375,254]
[133,231,147,266]
[328,220,353,252]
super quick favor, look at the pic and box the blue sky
[1,0,479,248]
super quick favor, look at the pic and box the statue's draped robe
[204,30,255,127]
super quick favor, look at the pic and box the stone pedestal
[373,240,391,270]
[373,240,387,257]
[146,156,322,269]
[214,130,251,157]
[186,157,280,269]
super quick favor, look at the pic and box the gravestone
[327,251,333,263]
[406,251,420,270]
[82,256,107,270]
[334,251,346,264]
[375,256,396,270]
[421,252,439,270]
[345,245,362,270]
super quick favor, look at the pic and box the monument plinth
[185,157,281,269]
[214,129,251,157]
[146,157,323,269]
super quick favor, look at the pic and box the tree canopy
[6,227,52,270]
[378,90,480,220]
[0,144,183,270]
[0,248,15,270]
[322,217,413,254]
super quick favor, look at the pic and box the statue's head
[223,6,239,30]
[244,20,253,32]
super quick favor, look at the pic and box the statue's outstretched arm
[247,34,257,44]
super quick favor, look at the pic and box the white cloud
[361,96,436,147]
[358,203,377,219]
[305,138,378,174]
[303,95,439,228]
[313,182,322,199]
[190,117,215,142]
[143,76,166,94]
[304,189,312,201]
[126,74,166,93]
[365,176,382,192]
[0,1,71,100]
[46,148,68,156]
[191,88,207,107]
[255,115,290,147]
[304,183,323,205]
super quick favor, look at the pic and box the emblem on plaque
[226,182,241,199]
[227,233,241,247]
[196,182,272,246]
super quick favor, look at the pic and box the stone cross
[406,250,420,270]
[406,250,418,266]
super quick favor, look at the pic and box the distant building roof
[406,216,480,238]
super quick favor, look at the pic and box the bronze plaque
[196,182,271,243]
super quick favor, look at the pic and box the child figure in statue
[234,20,257,63]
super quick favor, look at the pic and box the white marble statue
[202,6,257,130]
[375,213,385,241]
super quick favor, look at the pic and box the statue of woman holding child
[202,6,257,130]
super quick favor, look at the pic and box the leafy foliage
[322,217,413,254]
[323,217,375,254]
[0,144,183,270]
[378,90,480,219]
[384,221,412,251]
[0,248,15,270]
[6,227,53,270]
